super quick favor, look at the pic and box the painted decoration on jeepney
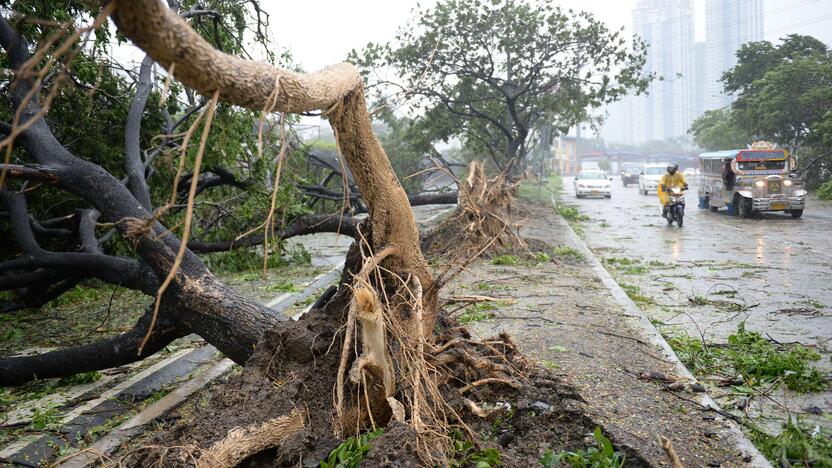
[750,141,776,150]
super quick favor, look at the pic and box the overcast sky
[264,0,832,71]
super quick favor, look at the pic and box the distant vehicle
[574,170,612,198]
[620,163,642,187]
[682,167,697,178]
[638,164,667,195]
[698,142,805,218]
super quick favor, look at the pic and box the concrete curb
[552,194,772,468]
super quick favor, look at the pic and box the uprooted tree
[0,0,652,465]
[0,0,429,381]
[1,0,451,455]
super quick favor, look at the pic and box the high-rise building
[704,0,764,111]
[630,0,695,142]
[693,41,706,120]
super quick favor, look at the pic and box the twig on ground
[659,436,685,468]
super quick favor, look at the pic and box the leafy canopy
[688,34,832,188]
[352,0,650,172]
[689,108,752,151]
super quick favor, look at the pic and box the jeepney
[697,142,805,218]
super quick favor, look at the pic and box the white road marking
[4,375,116,426]
[52,348,193,425]
[56,359,236,468]
[265,291,294,307]
[0,349,193,459]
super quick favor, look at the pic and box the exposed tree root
[116,306,656,467]
[660,435,686,468]
[422,161,536,282]
[199,408,306,468]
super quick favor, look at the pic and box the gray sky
[265,0,832,72]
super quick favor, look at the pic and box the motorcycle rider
[658,162,688,218]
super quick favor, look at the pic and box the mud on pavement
[448,199,765,467]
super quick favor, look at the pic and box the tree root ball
[118,315,648,467]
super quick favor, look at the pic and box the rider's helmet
[666,162,679,175]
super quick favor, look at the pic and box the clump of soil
[120,309,646,467]
[117,188,644,467]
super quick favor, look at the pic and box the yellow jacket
[658,172,687,205]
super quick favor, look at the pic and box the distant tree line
[689,34,832,193]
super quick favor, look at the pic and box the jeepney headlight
[783,180,793,187]
[754,180,765,188]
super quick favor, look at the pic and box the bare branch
[0,307,183,385]
[124,54,155,210]
[0,163,59,183]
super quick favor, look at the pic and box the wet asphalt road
[564,177,832,427]
[566,176,831,347]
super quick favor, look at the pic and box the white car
[638,164,666,195]
[573,170,612,198]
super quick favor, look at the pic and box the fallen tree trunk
[0,306,183,386]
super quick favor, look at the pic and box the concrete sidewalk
[450,199,770,467]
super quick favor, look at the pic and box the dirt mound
[118,311,646,467]
[120,309,344,466]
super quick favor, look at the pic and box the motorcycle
[664,186,686,227]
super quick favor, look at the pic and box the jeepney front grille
[767,180,782,194]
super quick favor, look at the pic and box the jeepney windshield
[737,159,786,172]
[735,149,789,173]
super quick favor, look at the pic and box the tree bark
[110,0,436,327]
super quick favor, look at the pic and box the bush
[818,180,832,200]
[556,205,590,222]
